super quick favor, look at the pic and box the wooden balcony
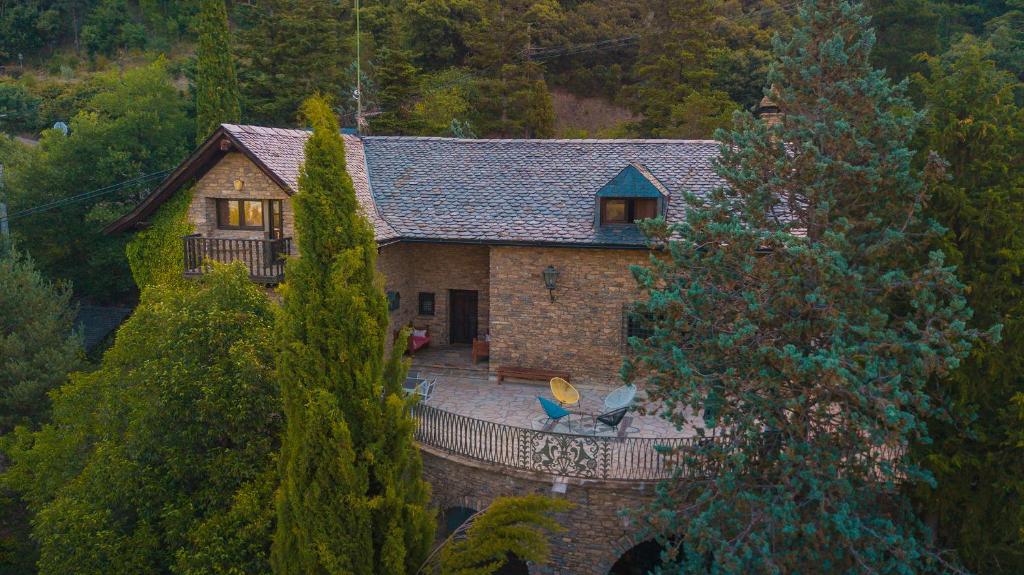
[183,234,292,284]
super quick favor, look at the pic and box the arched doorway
[494,555,530,575]
[439,506,529,574]
[442,506,477,537]
[608,540,666,575]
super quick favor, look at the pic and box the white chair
[603,384,637,411]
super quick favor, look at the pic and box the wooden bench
[495,366,570,385]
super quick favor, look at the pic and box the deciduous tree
[3,263,280,575]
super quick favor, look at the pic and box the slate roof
[75,305,133,352]
[219,125,727,247]
[222,125,399,241]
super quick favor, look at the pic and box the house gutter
[376,237,653,251]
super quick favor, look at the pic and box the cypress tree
[625,1,982,572]
[914,36,1024,574]
[271,95,433,575]
[194,0,241,144]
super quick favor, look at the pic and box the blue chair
[538,396,572,430]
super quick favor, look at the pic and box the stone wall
[421,446,659,574]
[378,242,490,346]
[488,246,648,387]
[189,152,293,240]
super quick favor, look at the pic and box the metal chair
[594,407,628,433]
[549,377,580,407]
[603,384,637,411]
[537,396,572,430]
[403,375,435,401]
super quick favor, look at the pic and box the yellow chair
[549,377,580,407]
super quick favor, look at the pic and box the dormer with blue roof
[594,162,670,227]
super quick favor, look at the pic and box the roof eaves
[103,125,297,235]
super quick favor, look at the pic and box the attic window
[601,198,658,224]
[595,163,667,227]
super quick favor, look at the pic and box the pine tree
[462,0,558,138]
[625,1,981,572]
[194,0,241,143]
[236,0,350,126]
[271,95,433,575]
[371,20,422,135]
[913,36,1024,574]
[629,0,737,138]
[436,496,572,575]
[0,250,81,433]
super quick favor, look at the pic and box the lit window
[217,199,265,229]
[601,198,658,225]
[244,201,263,227]
[603,199,627,223]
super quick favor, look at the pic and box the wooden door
[267,200,284,239]
[449,290,478,344]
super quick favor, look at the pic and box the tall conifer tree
[271,96,433,575]
[626,1,982,572]
[194,0,240,143]
[914,36,1024,574]
[630,0,737,138]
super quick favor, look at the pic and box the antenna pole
[0,163,9,253]
[355,0,362,133]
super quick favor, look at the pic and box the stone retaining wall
[421,445,659,574]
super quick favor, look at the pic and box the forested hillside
[1,1,1019,140]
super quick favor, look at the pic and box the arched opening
[439,506,529,574]
[494,554,530,575]
[608,540,666,575]
[442,506,477,537]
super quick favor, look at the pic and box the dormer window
[600,197,659,224]
[595,163,669,227]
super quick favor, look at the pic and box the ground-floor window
[418,292,435,315]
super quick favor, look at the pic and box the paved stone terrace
[411,346,704,439]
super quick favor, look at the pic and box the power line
[525,1,801,62]
[7,169,172,221]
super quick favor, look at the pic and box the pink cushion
[409,334,430,351]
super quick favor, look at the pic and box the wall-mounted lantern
[233,178,244,191]
[542,265,559,302]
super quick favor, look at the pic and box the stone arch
[604,538,667,575]
[440,505,478,537]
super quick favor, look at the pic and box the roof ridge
[362,135,722,144]
[223,124,722,145]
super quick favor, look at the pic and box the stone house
[106,124,724,387]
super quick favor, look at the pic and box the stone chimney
[756,94,782,128]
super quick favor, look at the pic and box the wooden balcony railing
[183,234,292,283]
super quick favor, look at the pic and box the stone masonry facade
[489,246,649,387]
[188,154,648,387]
[378,242,491,345]
[189,152,294,241]
[421,446,660,574]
